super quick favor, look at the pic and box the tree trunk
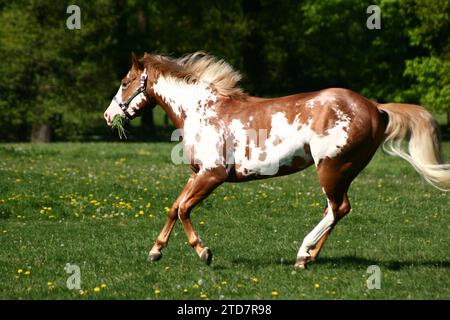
[31,124,51,143]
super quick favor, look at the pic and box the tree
[0,0,118,142]
[400,0,450,125]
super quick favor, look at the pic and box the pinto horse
[104,52,450,269]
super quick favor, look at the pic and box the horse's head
[104,52,152,126]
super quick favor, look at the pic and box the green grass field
[0,142,449,299]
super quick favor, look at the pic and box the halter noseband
[113,70,150,119]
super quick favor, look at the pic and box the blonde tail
[378,103,450,191]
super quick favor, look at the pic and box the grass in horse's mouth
[111,114,127,139]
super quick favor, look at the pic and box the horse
[104,52,450,269]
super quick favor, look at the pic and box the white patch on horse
[309,111,350,164]
[127,93,147,116]
[297,202,334,258]
[105,85,125,123]
[230,112,313,176]
[230,108,351,175]
[153,74,224,170]
[153,75,217,117]
[310,94,338,107]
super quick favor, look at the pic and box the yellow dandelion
[271,290,279,296]
[79,290,86,296]
[154,289,161,294]
[17,269,23,274]
[199,221,205,225]
[47,282,55,289]
[24,270,31,276]
[200,293,207,299]
[221,281,228,285]
[100,284,107,289]
[146,202,151,208]
[251,277,258,283]
[183,288,188,293]
[192,284,200,289]
[314,283,320,289]
[139,210,144,215]
[93,287,101,293]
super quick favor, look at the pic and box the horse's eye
[122,76,136,89]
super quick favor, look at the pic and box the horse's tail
[378,103,450,191]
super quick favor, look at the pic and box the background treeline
[0,0,449,142]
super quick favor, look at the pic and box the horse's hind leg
[309,192,352,259]
[295,134,384,269]
[148,174,195,261]
[295,160,355,269]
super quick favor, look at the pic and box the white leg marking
[297,204,334,258]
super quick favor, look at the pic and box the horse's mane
[141,52,247,99]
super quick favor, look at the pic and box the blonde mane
[141,52,247,99]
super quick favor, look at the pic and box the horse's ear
[131,52,143,70]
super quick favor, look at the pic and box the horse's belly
[233,144,313,177]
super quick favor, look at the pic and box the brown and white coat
[104,52,450,268]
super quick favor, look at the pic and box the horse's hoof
[294,262,308,269]
[148,251,162,262]
[294,257,310,269]
[199,247,212,265]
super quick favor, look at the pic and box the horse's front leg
[177,168,226,265]
[148,174,196,261]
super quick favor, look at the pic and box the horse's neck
[152,75,219,129]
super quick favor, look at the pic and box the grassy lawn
[0,142,449,299]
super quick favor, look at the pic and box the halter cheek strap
[114,69,150,120]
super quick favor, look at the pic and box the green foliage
[404,56,450,113]
[400,0,450,115]
[0,0,449,141]
[0,0,118,141]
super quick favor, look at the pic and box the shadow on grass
[227,255,450,270]
[318,256,450,270]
